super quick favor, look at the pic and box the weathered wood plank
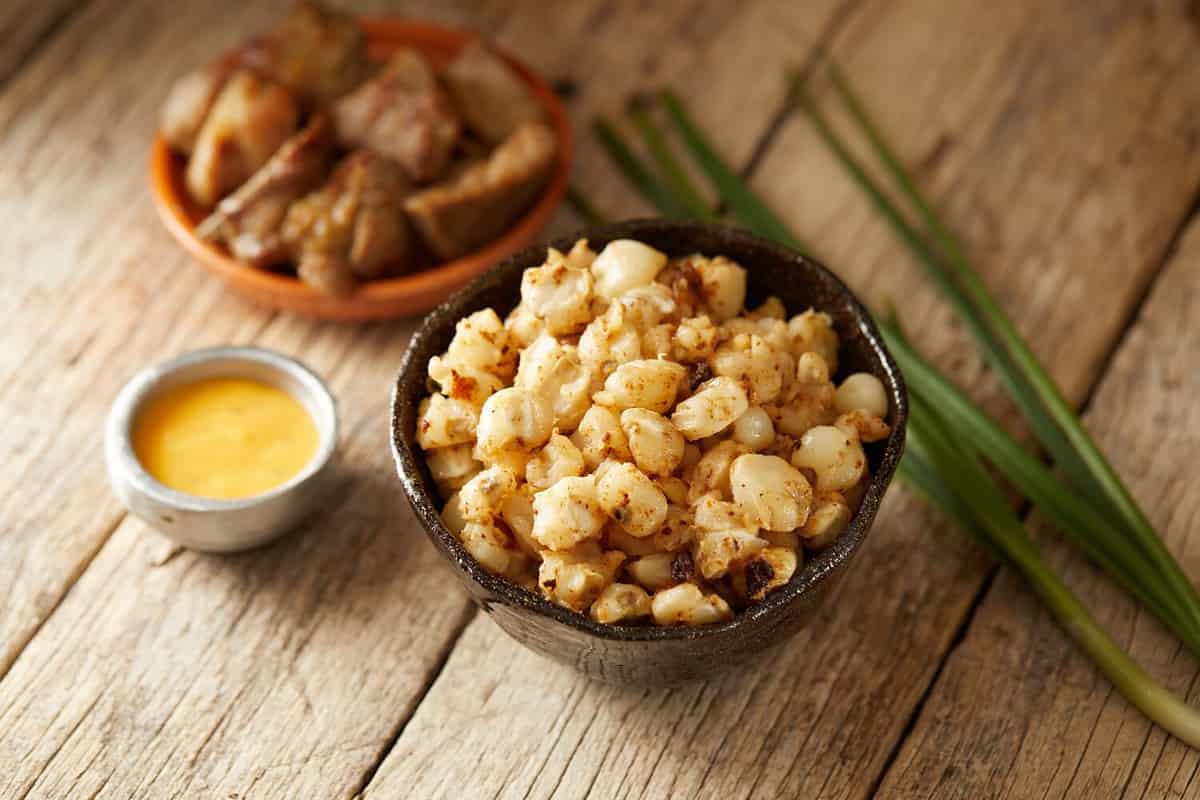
[0,0,304,686]
[0,0,81,87]
[362,1,1200,798]
[0,0,823,796]
[876,216,1200,799]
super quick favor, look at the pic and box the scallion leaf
[626,99,717,222]
[660,90,813,254]
[593,118,694,220]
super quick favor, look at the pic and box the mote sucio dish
[416,238,891,627]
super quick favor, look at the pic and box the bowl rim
[106,345,339,513]
[391,219,908,643]
[149,16,573,319]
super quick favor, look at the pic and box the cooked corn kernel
[729,454,812,532]
[596,462,668,538]
[671,376,749,440]
[594,359,686,413]
[570,405,631,469]
[651,583,733,626]
[590,582,653,624]
[531,475,607,550]
[526,434,586,492]
[621,408,685,476]
[791,425,866,492]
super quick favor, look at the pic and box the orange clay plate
[149,18,572,321]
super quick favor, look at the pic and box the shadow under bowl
[149,17,572,322]
[391,219,908,686]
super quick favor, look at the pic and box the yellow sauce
[133,377,319,500]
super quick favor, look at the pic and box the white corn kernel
[425,444,481,495]
[656,476,690,506]
[738,546,799,601]
[835,409,891,444]
[538,543,624,611]
[693,528,767,579]
[835,372,888,418]
[594,359,686,413]
[460,521,521,577]
[671,376,749,440]
[570,405,631,469]
[626,553,677,592]
[474,387,553,464]
[787,309,839,373]
[800,490,852,550]
[531,475,608,550]
[526,434,586,491]
[596,462,668,538]
[577,301,643,369]
[673,315,719,362]
[732,407,776,451]
[590,239,668,301]
[710,334,783,404]
[685,440,747,502]
[441,491,468,536]
[519,255,593,335]
[621,408,686,476]
[791,425,866,492]
[416,394,480,449]
[458,466,518,523]
[729,454,812,532]
[651,583,733,626]
[427,356,504,408]
[694,255,747,322]
[590,583,653,624]
[513,335,593,432]
[445,309,514,378]
[499,489,540,558]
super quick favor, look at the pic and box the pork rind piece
[196,114,334,267]
[240,0,371,108]
[443,40,544,145]
[282,149,414,295]
[404,122,557,260]
[332,49,462,183]
[185,70,300,207]
[161,62,233,155]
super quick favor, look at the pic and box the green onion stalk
[582,79,1200,748]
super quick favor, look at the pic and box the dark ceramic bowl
[391,219,907,686]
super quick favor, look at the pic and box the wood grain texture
[362,1,1200,798]
[0,0,81,87]
[875,217,1200,799]
[0,0,837,796]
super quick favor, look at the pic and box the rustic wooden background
[2,0,1199,797]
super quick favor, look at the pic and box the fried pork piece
[240,0,370,108]
[185,69,300,207]
[195,114,334,266]
[331,49,462,183]
[443,40,544,145]
[283,150,414,296]
[404,122,557,260]
[161,62,234,155]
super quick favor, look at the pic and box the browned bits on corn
[744,559,775,601]
[671,551,695,583]
[418,238,889,627]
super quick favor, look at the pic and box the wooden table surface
[2,1,1199,797]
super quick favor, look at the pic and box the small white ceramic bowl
[105,346,338,552]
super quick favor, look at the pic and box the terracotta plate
[149,18,572,321]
